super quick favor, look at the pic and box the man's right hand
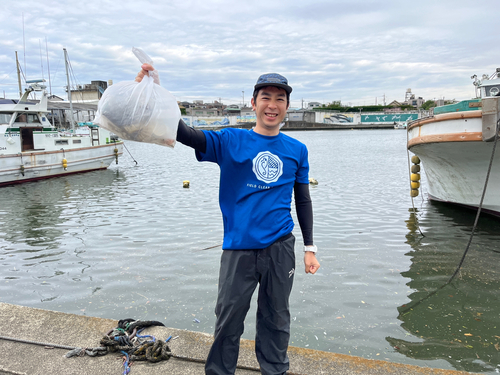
[135,63,158,84]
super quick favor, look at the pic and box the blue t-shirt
[196,128,309,250]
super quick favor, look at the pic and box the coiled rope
[0,317,307,375]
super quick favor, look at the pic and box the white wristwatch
[304,245,317,253]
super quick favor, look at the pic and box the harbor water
[1,129,499,374]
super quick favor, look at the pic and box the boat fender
[114,147,119,164]
[410,155,421,197]
[20,164,25,176]
[410,173,420,182]
[62,158,68,170]
[183,180,190,188]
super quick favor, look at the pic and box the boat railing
[407,115,434,129]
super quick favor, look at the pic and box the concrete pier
[0,303,475,375]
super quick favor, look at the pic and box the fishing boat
[407,68,500,216]
[0,49,123,187]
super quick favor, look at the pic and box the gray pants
[205,233,296,375]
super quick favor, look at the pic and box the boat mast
[63,48,75,131]
[15,51,22,98]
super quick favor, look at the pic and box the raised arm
[176,119,206,153]
[135,65,206,153]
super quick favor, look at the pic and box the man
[136,67,320,375]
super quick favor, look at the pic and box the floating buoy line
[401,119,500,314]
[406,128,425,237]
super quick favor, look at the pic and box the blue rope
[135,328,156,342]
[121,351,130,375]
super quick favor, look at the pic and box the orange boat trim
[407,111,482,131]
[408,132,483,148]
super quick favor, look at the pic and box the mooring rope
[122,142,138,165]
[400,118,500,314]
[0,331,305,375]
[0,316,304,374]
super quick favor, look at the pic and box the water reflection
[387,204,500,373]
[0,168,124,288]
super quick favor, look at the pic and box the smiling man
[135,68,320,375]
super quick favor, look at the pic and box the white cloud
[1,0,499,107]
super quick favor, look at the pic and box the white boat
[407,68,500,216]
[0,50,123,187]
[394,122,407,129]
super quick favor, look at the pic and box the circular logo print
[252,151,283,183]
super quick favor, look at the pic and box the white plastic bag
[94,47,180,147]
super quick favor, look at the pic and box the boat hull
[408,111,500,216]
[0,142,123,187]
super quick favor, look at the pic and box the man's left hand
[304,252,320,274]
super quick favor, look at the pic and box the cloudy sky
[1,0,498,108]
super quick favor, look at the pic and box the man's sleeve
[294,182,313,246]
[176,119,207,153]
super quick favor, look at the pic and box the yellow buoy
[309,178,318,185]
[410,189,419,197]
[410,173,420,182]
[411,181,420,189]
[411,164,420,173]
[411,155,420,164]
[183,180,190,188]
[62,158,68,170]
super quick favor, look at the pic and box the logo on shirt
[252,151,283,183]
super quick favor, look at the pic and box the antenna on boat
[15,51,22,98]
[45,37,52,96]
[63,48,75,131]
[38,39,45,83]
[22,13,27,82]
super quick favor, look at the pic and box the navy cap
[254,73,292,94]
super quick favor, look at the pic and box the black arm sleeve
[176,119,207,153]
[294,182,314,246]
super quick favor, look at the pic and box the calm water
[1,129,499,374]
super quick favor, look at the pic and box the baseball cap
[254,73,292,94]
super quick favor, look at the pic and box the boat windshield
[0,113,13,125]
[14,113,40,123]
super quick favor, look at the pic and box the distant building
[240,107,254,117]
[186,100,226,116]
[287,109,315,122]
[224,104,241,116]
[69,80,108,102]
[434,99,445,107]
[403,88,425,108]
[308,102,322,109]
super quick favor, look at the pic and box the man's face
[251,86,289,134]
